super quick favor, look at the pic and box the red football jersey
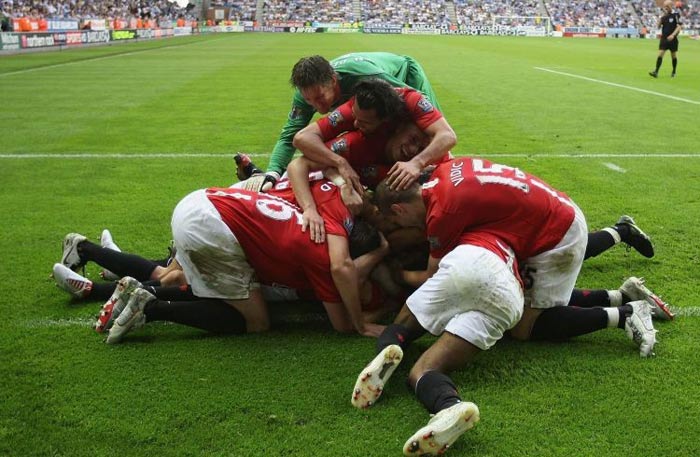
[206,181,353,302]
[317,87,443,141]
[423,158,576,260]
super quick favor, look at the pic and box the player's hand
[337,160,364,196]
[359,322,386,338]
[340,183,364,215]
[240,172,278,192]
[302,207,325,243]
[386,160,422,190]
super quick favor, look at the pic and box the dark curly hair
[353,78,407,122]
[290,55,335,89]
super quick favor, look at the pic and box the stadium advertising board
[47,19,79,31]
[285,26,324,33]
[13,30,111,49]
[441,25,546,36]
[563,27,606,38]
[0,32,20,51]
[111,29,137,41]
[173,26,193,36]
[364,24,402,34]
[606,27,639,38]
[325,27,361,33]
[20,33,55,49]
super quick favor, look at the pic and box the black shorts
[659,37,679,52]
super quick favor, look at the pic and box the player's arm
[670,21,682,39]
[327,234,383,337]
[353,232,390,285]
[268,93,316,177]
[293,124,363,195]
[401,254,441,288]
[287,156,327,243]
[386,119,457,191]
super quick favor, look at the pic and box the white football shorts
[406,244,524,351]
[524,203,588,309]
[171,189,257,300]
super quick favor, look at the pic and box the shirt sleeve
[316,100,356,141]
[268,90,316,176]
[402,88,443,131]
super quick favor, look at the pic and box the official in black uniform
[649,0,682,78]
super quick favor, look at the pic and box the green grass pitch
[1,33,699,456]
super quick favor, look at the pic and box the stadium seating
[454,0,543,27]
[263,0,356,24]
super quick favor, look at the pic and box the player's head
[349,218,381,259]
[352,79,406,135]
[385,121,430,162]
[291,55,339,114]
[663,0,673,11]
[374,179,424,228]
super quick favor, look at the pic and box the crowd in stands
[263,0,355,24]
[454,0,543,27]
[362,0,451,27]
[211,0,256,21]
[1,0,193,26]
[544,0,638,28]
[1,0,698,31]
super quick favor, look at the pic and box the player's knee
[509,307,541,341]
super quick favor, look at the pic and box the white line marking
[535,67,700,105]
[602,162,627,173]
[1,153,700,159]
[670,307,700,318]
[24,317,94,328]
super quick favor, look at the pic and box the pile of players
[51,52,675,457]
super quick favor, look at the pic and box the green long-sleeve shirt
[267,52,441,176]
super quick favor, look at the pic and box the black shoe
[671,72,676,78]
[234,152,263,181]
[648,71,658,78]
[615,215,654,258]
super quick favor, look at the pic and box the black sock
[568,289,610,307]
[617,304,633,329]
[584,231,616,259]
[376,323,420,353]
[144,299,246,334]
[144,284,197,301]
[530,306,607,341]
[89,282,117,301]
[78,241,159,281]
[672,57,677,73]
[655,57,663,72]
[415,370,461,415]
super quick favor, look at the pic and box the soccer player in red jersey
[103,180,386,344]
[348,158,661,456]
[293,78,456,194]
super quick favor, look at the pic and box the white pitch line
[602,162,626,173]
[2,153,700,159]
[535,67,700,106]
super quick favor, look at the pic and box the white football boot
[625,300,658,357]
[351,344,403,409]
[619,277,674,320]
[105,288,154,344]
[52,263,92,298]
[403,402,480,456]
[61,233,87,271]
[95,276,142,333]
[99,229,121,281]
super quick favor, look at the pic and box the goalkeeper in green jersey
[245,52,441,191]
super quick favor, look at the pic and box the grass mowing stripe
[0,36,225,78]
[534,67,700,105]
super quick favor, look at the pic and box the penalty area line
[534,67,700,106]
